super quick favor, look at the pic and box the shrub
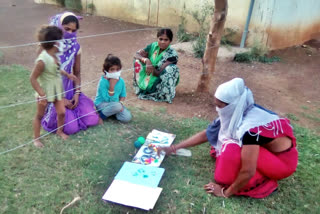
[87,3,95,14]
[221,28,237,46]
[177,15,193,42]
[189,0,214,58]
[192,32,207,58]
[56,0,82,11]
[234,40,280,64]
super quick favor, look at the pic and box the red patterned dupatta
[213,118,298,198]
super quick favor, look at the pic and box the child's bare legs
[33,100,47,147]
[54,99,68,140]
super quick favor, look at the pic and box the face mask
[63,31,77,40]
[105,70,122,80]
[215,106,220,112]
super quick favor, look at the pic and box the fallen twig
[60,196,81,214]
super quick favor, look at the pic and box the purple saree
[41,12,99,135]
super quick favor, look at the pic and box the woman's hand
[157,145,176,156]
[204,182,226,197]
[71,93,80,109]
[64,98,73,109]
[60,70,79,83]
[145,59,154,75]
[67,73,79,82]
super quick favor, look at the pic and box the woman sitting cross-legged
[133,28,179,104]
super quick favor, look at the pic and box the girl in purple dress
[41,12,100,135]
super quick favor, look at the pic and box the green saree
[133,42,179,103]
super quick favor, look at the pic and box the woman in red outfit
[159,78,298,198]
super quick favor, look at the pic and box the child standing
[30,25,77,147]
[94,54,132,122]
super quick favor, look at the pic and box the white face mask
[54,41,64,54]
[105,70,122,80]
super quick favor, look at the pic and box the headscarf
[49,12,80,72]
[214,78,279,151]
[49,12,80,99]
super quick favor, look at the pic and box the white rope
[0,27,159,49]
[0,58,175,110]
[0,93,146,155]
[0,108,100,155]
[0,40,219,109]
[0,64,153,110]
[0,31,221,153]
[0,77,99,110]
[0,41,218,109]
[0,27,164,108]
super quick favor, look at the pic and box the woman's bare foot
[34,139,44,148]
[57,131,69,140]
[99,117,103,125]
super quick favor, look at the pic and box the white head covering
[214,78,279,155]
[215,78,254,139]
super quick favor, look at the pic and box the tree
[196,0,228,92]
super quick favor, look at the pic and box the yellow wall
[92,0,150,25]
[35,0,320,49]
[34,0,57,5]
[34,0,251,43]
[89,0,251,32]
[45,0,250,33]
[248,0,320,49]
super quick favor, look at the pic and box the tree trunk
[196,0,228,92]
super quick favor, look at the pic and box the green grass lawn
[0,65,320,213]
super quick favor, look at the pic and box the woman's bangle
[75,90,81,94]
[221,187,228,198]
[108,90,114,94]
[142,58,147,64]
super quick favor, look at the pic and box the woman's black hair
[62,15,79,29]
[37,25,63,50]
[103,54,122,73]
[157,28,173,41]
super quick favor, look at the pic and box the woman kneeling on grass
[159,78,298,198]
[41,12,100,135]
